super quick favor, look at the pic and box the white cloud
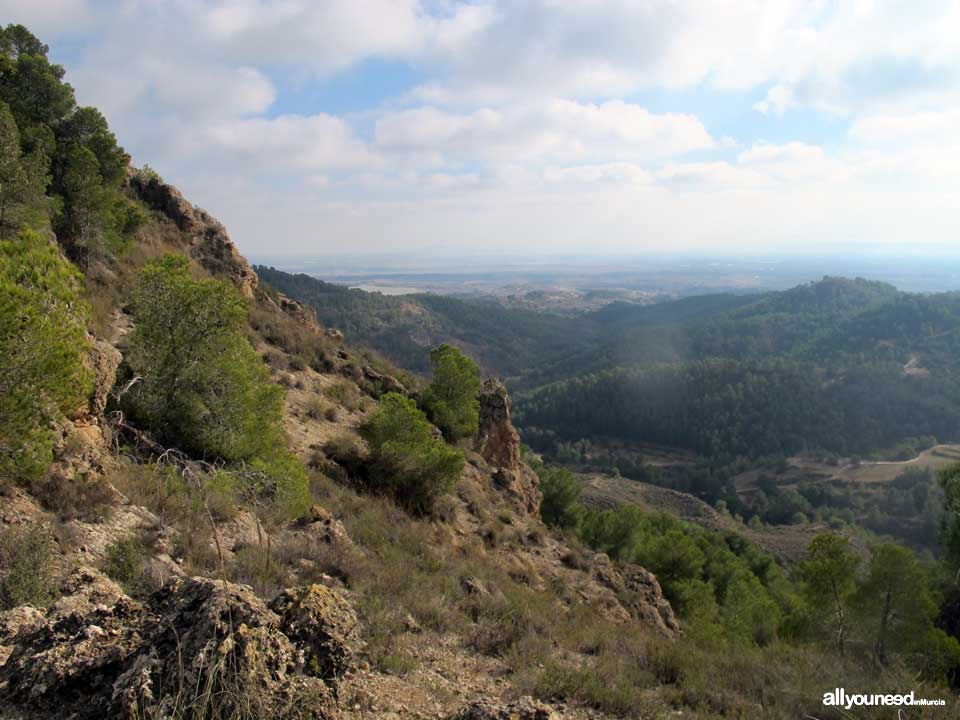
[543,163,652,186]
[7,0,960,256]
[206,114,381,173]
[849,109,960,144]
[375,100,714,169]
[0,0,93,36]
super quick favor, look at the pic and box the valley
[3,17,960,720]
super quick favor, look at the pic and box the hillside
[266,267,960,468]
[255,266,582,379]
[2,22,960,720]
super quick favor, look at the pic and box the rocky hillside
[3,25,956,718]
[0,170,682,720]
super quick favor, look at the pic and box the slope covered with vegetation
[2,22,960,720]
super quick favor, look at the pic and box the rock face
[84,338,121,417]
[130,174,258,298]
[48,336,122,482]
[474,380,541,514]
[621,564,682,635]
[475,379,521,471]
[0,568,352,719]
[589,553,680,636]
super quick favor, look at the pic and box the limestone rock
[475,380,541,514]
[588,554,679,636]
[84,338,121,417]
[269,584,358,681]
[279,294,320,329]
[304,505,354,550]
[0,568,343,719]
[362,365,406,396]
[475,379,521,471]
[451,696,559,720]
[491,466,542,515]
[621,564,681,635]
[130,174,258,298]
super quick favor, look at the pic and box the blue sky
[5,0,960,258]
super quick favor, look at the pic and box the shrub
[248,305,334,372]
[538,467,583,529]
[0,230,91,483]
[323,380,363,412]
[111,461,188,524]
[239,451,312,521]
[0,523,57,609]
[104,535,146,593]
[421,344,480,441]
[361,393,464,515]
[304,396,331,421]
[204,469,239,521]
[124,254,285,462]
[30,473,114,522]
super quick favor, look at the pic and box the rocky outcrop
[84,338,121,417]
[474,380,541,514]
[130,174,258,298]
[451,697,559,719]
[589,553,679,636]
[47,336,122,482]
[621,564,681,635]
[475,380,521,471]
[269,584,358,682]
[362,365,406,396]
[0,568,352,720]
[279,294,320,329]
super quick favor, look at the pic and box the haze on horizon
[9,0,960,259]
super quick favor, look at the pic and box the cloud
[0,0,93,36]
[849,109,960,144]
[543,163,652,186]
[206,114,381,173]
[7,0,960,256]
[375,100,714,170]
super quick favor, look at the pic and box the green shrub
[538,467,583,529]
[0,230,91,483]
[243,450,311,520]
[204,469,239,521]
[421,344,480,441]
[105,535,145,593]
[361,393,464,515]
[0,523,57,609]
[124,254,284,462]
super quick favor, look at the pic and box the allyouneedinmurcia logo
[822,688,946,710]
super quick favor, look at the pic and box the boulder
[0,568,344,719]
[268,584,358,681]
[451,696,559,719]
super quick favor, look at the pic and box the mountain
[255,265,584,379]
[2,23,959,719]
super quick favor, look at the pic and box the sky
[5,0,960,259]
